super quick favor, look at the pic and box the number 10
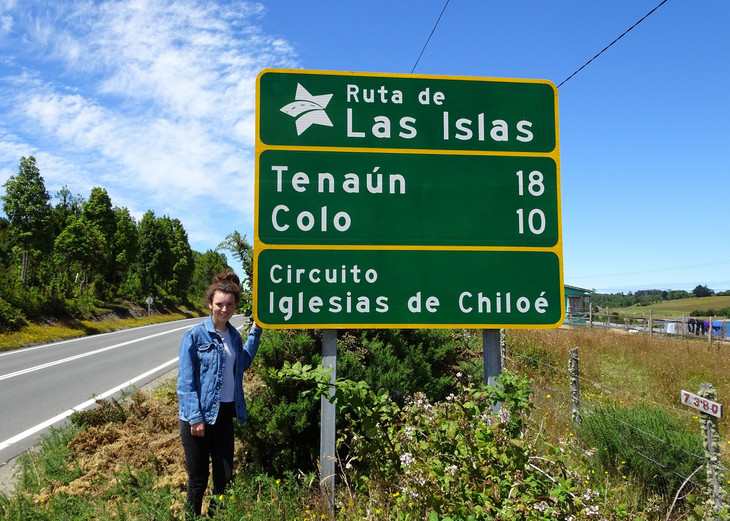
[516,208,546,235]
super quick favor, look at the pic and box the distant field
[619,295,730,317]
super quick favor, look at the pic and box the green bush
[239,329,322,473]
[337,329,479,403]
[690,308,730,318]
[240,328,480,474]
[1,281,62,320]
[69,397,127,428]
[275,365,588,520]
[0,296,27,333]
[574,402,706,498]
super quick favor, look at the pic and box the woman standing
[177,272,262,518]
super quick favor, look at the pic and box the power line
[411,0,451,74]
[558,0,670,88]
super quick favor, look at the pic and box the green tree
[217,231,253,287]
[53,216,105,294]
[0,216,12,296]
[692,284,714,298]
[1,156,52,283]
[136,210,173,298]
[666,289,691,300]
[188,250,232,304]
[81,187,117,297]
[52,186,84,236]
[161,216,194,299]
[82,188,115,255]
[112,207,138,288]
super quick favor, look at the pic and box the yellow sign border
[254,68,564,329]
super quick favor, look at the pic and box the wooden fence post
[708,316,713,345]
[569,347,581,424]
[698,383,728,518]
[649,309,653,338]
[589,305,593,330]
[499,329,506,370]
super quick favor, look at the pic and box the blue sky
[1,0,728,294]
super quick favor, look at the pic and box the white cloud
[0,14,12,35]
[0,0,298,251]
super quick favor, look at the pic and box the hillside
[615,295,730,318]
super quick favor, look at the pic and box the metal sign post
[483,329,503,413]
[320,330,337,512]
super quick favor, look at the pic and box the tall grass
[508,327,729,435]
[507,326,730,512]
[15,425,84,493]
[574,402,706,496]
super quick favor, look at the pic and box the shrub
[69,397,127,428]
[240,329,479,474]
[574,402,706,498]
[276,365,588,520]
[337,329,479,403]
[0,296,27,333]
[239,329,323,473]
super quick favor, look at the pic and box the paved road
[0,315,249,487]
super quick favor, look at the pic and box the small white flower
[585,505,599,516]
[498,407,511,424]
[400,452,415,468]
[582,489,599,501]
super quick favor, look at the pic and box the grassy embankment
[0,308,207,352]
[1,309,728,519]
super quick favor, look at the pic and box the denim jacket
[177,316,262,425]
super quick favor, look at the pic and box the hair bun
[213,272,240,286]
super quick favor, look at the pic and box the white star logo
[280,83,334,135]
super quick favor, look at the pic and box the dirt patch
[35,387,188,512]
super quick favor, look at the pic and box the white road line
[0,324,191,382]
[0,357,179,452]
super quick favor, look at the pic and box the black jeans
[179,402,235,518]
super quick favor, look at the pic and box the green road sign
[258,149,559,247]
[258,70,557,153]
[254,69,563,329]
[256,248,562,328]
